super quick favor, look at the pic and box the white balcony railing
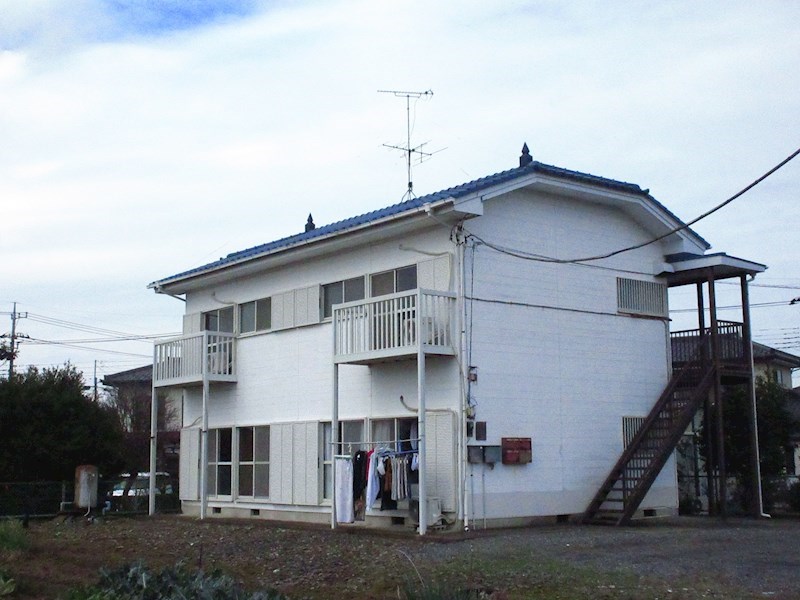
[153,331,236,387]
[333,289,457,363]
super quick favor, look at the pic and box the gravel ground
[3,514,799,599]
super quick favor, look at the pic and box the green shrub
[0,519,28,551]
[0,570,17,597]
[66,561,286,600]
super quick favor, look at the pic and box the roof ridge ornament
[519,143,533,167]
[305,214,315,232]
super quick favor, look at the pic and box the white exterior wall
[172,184,685,524]
[463,189,677,521]
[179,225,462,513]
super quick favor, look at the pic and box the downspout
[457,233,469,531]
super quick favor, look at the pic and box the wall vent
[617,278,667,317]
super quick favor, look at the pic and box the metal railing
[333,289,456,360]
[154,331,236,386]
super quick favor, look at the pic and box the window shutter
[291,422,320,505]
[424,411,456,512]
[179,428,200,501]
[183,313,202,334]
[417,254,452,291]
[269,423,294,504]
[294,285,321,327]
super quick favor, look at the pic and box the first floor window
[208,428,232,496]
[238,426,270,497]
[321,420,364,499]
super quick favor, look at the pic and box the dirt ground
[2,514,800,599]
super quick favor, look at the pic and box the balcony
[333,289,457,365]
[670,320,750,383]
[153,331,237,387]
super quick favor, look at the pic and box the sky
[1,0,799,387]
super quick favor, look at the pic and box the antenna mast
[378,89,437,200]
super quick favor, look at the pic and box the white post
[200,331,209,520]
[148,349,158,516]
[417,290,428,536]
[332,362,339,529]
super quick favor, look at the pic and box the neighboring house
[103,366,182,477]
[148,145,765,531]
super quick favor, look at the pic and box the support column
[331,362,339,529]
[697,282,717,514]
[417,300,428,536]
[741,275,765,517]
[708,272,726,518]
[200,332,209,520]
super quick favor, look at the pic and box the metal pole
[200,332,209,520]
[332,361,339,529]
[148,382,158,516]
[697,282,716,514]
[417,290,428,536]
[741,275,765,517]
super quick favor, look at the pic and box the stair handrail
[583,331,713,522]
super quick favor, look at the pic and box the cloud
[0,0,265,55]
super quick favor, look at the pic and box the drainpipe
[457,235,469,530]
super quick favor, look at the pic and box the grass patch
[0,520,28,552]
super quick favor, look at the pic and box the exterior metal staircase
[583,336,715,526]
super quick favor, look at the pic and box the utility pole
[5,302,28,380]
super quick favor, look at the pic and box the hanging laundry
[334,457,354,524]
[365,450,379,511]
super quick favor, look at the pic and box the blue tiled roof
[151,160,705,288]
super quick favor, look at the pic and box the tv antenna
[378,89,442,200]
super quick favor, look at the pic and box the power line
[24,337,151,358]
[465,145,800,264]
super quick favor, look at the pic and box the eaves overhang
[149,158,711,295]
[661,252,767,287]
[149,197,460,294]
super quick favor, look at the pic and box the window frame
[322,276,366,319]
[369,265,417,298]
[207,427,233,499]
[239,297,272,335]
[237,425,270,499]
[203,307,234,333]
[320,419,365,500]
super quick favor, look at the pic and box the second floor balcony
[154,331,237,387]
[333,288,457,365]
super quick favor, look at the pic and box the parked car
[107,472,176,511]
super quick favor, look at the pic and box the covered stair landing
[584,253,766,526]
